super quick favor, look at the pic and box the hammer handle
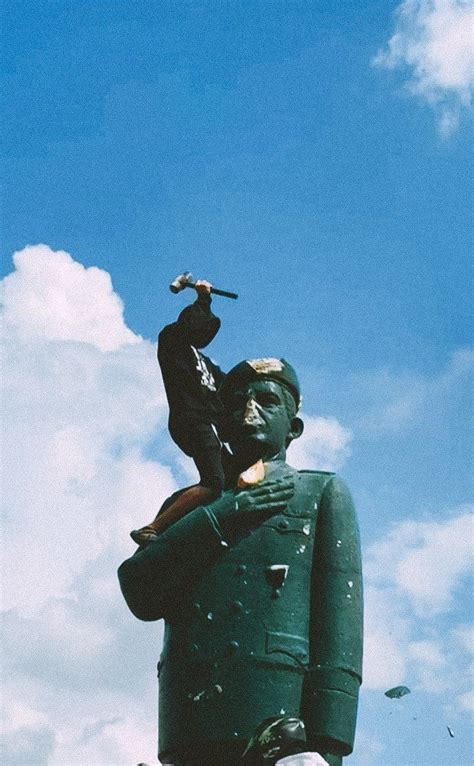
[184,283,238,300]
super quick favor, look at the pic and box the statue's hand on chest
[209,476,295,543]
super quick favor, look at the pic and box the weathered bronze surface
[118,359,363,766]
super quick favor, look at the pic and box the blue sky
[2,2,473,765]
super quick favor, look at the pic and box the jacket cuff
[303,667,361,755]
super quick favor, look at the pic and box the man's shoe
[130,527,160,546]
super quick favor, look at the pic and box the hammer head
[170,271,193,294]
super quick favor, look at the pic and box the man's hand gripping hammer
[169,271,238,300]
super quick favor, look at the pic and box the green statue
[118,358,363,766]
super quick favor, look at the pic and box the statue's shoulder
[293,468,336,498]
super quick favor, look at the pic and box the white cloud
[1,244,139,351]
[457,690,474,711]
[1,246,172,763]
[452,624,474,654]
[2,703,56,766]
[365,509,473,616]
[287,414,352,471]
[407,639,450,693]
[363,585,410,688]
[373,0,474,136]
[2,326,174,615]
[351,731,385,765]
[363,507,473,709]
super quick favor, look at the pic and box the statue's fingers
[255,487,295,503]
[256,476,293,486]
[257,497,293,511]
[258,502,289,515]
[249,479,294,496]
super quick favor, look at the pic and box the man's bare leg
[130,485,219,546]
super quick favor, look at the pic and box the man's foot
[130,485,220,546]
[130,526,160,546]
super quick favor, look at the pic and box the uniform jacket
[118,463,363,765]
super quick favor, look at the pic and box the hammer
[169,271,238,300]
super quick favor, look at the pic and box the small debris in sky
[384,685,411,699]
[447,726,455,738]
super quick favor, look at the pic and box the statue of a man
[118,359,363,766]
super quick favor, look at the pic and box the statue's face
[225,379,302,462]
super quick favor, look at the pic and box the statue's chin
[231,437,265,463]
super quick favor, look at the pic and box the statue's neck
[226,448,287,483]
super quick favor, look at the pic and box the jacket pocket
[265,631,309,665]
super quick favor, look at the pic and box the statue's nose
[243,398,263,425]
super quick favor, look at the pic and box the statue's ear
[288,416,304,443]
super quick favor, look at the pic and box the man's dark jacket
[158,294,225,426]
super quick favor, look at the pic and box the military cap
[220,358,301,410]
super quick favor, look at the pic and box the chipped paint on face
[347,580,354,588]
[302,523,311,536]
[243,397,265,427]
[297,544,307,554]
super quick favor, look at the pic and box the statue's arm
[118,504,229,622]
[118,478,294,622]
[303,475,363,760]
